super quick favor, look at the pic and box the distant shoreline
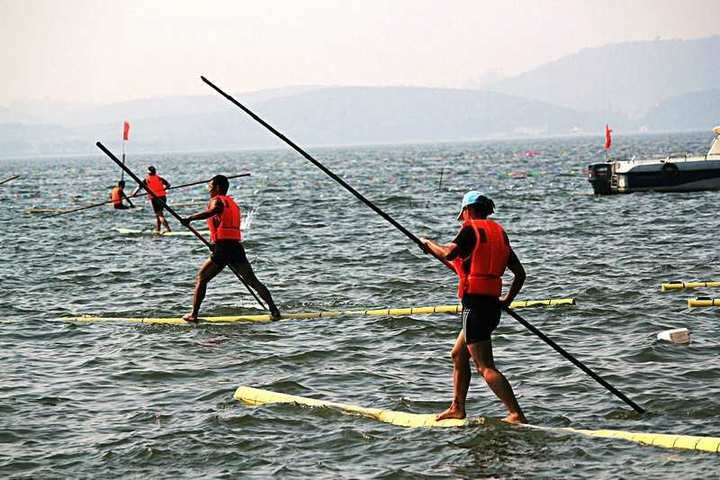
[0,129,710,163]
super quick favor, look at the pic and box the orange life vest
[146,174,166,197]
[207,195,242,242]
[111,187,123,206]
[454,219,510,299]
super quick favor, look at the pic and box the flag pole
[121,121,130,182]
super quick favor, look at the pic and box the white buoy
[657,328,690,344]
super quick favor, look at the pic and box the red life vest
[207,195,242,242]
[111,187,122,206]
[146,174,166,197]
[454,219,510,299]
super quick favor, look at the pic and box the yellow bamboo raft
[688,298,720,308]
[234,386,720,454]
[661,281,720,292]
[67,298,575,325]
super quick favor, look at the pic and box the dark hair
[118,180,125,187]
[212,175,229,194]
[148,166,156,174]
[469,196,494,218]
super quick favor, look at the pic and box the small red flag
[123,121,130,141]
[604,124,612,150]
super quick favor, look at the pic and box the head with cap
[209,174,230,196]
[147,166,156,175]
[457,191,494,221]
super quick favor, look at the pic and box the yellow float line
[661,281,720,292]
[234,386,720,454]
[67,298,575,325]
[688,298,720,308]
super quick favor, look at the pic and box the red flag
[123,121,130,141]
[604,124,612,150]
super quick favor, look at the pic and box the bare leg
[160,213,171,231]
[466,339,527,424]
[231,262,280,318]
[183,259,224,322]
[436,331,471,420]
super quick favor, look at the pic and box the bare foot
[182,313,198,323]
[436,404,466,421]
[502,412,527,424]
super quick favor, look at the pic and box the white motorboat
[587,127,720,194]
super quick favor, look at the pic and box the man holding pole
[180,174,280,322]
[422,191,527,424]
[132,166,171,233]
[110,180,134,209]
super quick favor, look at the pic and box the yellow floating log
[564,427,720,453]
[235,386,720,454]
[511,298,575,308]
[66,298,575,325]
[234,386,484,428]
[661,281,720,292]
[688,298,720,308]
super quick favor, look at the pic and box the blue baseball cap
[457,191,487,220]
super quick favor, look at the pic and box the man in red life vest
[132,166,171,233]
[180,174,280,322]
[422,191,527,424]
[110,180,134,209]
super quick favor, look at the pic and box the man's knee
[450,347,468,365]
[477,366,501,382]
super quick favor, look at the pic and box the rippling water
[2,131,719,478]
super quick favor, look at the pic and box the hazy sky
[1,0,718,105]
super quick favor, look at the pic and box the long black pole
[96,142,266,310]
[47,173,251,218]
[0,175,19,186]
[201,75,645,414]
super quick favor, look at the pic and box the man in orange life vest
[110,180,134,209]
[132,166,171,233]
[422,191,527,424]
[180,174,280,322]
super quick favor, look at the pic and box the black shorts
[211,240,249,267]
[151,196,167,214]
[461,295,501,344]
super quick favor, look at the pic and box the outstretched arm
[421,238,457,258]
[181,198,223,225]
[130,182,143,197]
[420,238,460,271]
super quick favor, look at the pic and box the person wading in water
[110,180,134,210]
[422,191,527,424]
[181,174,280,322]
[132,166,171,233]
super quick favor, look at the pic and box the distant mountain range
[1,36,718,158]
[492,36,720,118]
